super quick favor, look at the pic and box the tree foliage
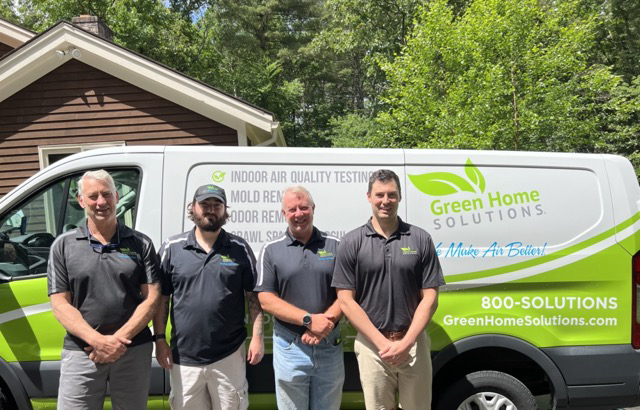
[375,0,640,172]
[1,0,639,173]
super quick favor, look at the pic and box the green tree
[375,0,623,151]
[308,0,423,145]
[0,0,19,22]
[588,0,640,82]
[10,0,201,75]
[195,0,320,145]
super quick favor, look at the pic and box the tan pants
[169,343,248,410]
[354,331,432,410]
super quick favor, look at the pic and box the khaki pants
[169,342,248,410]
[354,331,432,410]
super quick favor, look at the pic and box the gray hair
[282,185,315,209]
[77,169,117,196]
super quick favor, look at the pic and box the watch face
[303,314,311,325]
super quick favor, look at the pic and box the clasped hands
[84,334,131,363]
[379,340,412,367]
[301,313,335,345]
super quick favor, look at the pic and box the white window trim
[38,142,126,169]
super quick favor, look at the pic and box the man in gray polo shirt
[255,185,344,410]
[153,184,264,410]
[332,169,445,410]
[48,169,162,409]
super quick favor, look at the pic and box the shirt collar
[184,227,230,251]
[285,226,322,247]
[76,220,132,242]
[364,217,410,238]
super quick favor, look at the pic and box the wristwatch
[152,333,166,342]
[302,313,312,328]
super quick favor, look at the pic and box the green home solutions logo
[318,249,335,260]
[409,159,545,230]
[401,246,418,255]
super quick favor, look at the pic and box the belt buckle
[385,330,406,341]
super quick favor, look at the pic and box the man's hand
[155,339,173,369]
[85,334,130,363]
[309,313,334,338]
[247,336,264,365]
[379,340,412,366]
[301,330,321,345]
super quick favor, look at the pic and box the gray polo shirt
[47,223,161,350]
[159,228,256,366]
[332,218,444,332]
[255,227,340,335]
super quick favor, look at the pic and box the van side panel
[603,154,640,256]
[403,151,625,348]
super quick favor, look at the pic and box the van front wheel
[0,387,7,410]
[436,370,538,410]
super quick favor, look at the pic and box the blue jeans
[272,322,344,410]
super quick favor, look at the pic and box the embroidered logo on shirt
[401,246,418,255]
[117,247,138,260]
[220,255,239,266]
[318,249,335,260]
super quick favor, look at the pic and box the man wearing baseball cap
[153,184,264,409]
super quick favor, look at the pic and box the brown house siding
[0,42,13,58]
[0,59,238,195]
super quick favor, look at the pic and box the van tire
[435,370,537,410]
[0,386,9,410]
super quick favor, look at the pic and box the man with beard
[153,184,264,410]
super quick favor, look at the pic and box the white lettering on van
[482,296,618,310]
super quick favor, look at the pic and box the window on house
[38,142,126,169]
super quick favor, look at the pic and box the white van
[0,145,639,409]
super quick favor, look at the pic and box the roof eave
[0,18,36,48]
[0,22,279,142]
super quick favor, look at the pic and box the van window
[0,169,140,278]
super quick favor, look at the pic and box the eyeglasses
[87,222,120,254]
[90,242,119,254]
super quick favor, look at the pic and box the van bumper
[543,344,640,409]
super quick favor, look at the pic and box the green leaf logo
[464,159,485,193]
[408,158,486,196]
[212,170,226,183]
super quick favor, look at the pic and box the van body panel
[602,154,640,256]
[544,344,640,408]
[0,146,639,409]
